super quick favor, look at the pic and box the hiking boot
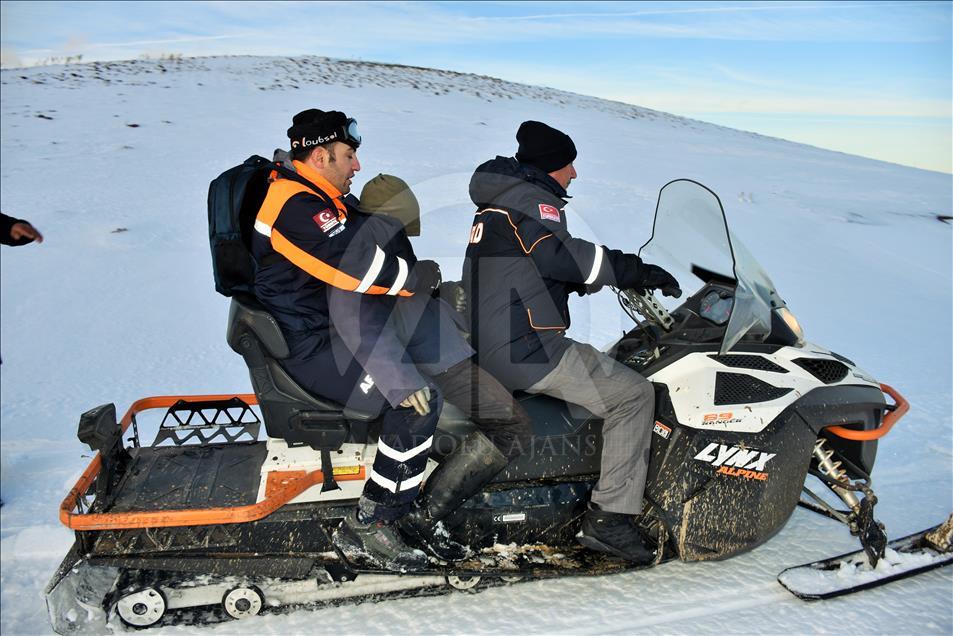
[577,507,655,564]
[332,510,428,572]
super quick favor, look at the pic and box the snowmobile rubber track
[136,552,668,631]
[124,576,511,630]
[49,544,675,632]
[777,523,953,600]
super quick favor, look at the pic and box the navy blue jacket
[251,161,423,404]
[328,214,473,406]
[463,157,647,389]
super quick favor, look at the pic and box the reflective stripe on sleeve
[584,245,604,285]
[269,229,413,296]
[254,220,272,237]
[354,246,386,293]
[386,256,409,296]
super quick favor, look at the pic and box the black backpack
[207,155,336,297]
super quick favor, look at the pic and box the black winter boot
[399,431,508,560]
[332,509,428,573]
[577,506,655,564]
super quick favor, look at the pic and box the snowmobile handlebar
[617,288,675,331]
[824,384,909,441]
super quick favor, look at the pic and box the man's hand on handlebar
[639,264,682,298]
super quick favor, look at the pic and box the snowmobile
[45,179,951,633]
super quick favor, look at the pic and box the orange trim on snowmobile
[59,394,365,531]
[264,467,365,498]
[824,383,909,441]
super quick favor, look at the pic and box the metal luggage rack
[126,396,262,448]
[62,394,329,531]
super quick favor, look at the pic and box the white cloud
[628,91,951,119]
[5,0,948,69]
[0,47,22,68]
[417,1,948,44]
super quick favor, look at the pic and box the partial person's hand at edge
[10,222,43,244]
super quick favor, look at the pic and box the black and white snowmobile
[45,179,951,633]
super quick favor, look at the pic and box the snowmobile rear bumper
[59,394,365,531]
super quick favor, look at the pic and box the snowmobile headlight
[776,307,805,346]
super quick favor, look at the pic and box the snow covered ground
[1,56,950,634]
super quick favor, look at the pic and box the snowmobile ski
[777,515,953,600]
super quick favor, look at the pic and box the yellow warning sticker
[332,465,361,476]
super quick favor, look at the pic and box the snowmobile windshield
[637,179,780,353]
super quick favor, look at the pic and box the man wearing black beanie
[251,107,446,572]
[515,121,578,173]
[462,120,680,564]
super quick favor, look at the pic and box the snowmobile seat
[226,294,378,451]
[431,390,604,482]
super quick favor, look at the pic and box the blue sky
[1,1,950,173]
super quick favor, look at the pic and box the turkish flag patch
[313,208,340,234]
[538,203,561,222]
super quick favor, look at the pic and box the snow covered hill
[1,55,950,634]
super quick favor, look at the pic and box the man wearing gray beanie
[462,120,680,564]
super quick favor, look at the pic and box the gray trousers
[526,341,654,515]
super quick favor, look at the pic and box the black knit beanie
[287,109,359,150]
[515,121,577,173]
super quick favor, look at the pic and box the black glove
[567,282,604,297]
[411,260,442,296]
[438,281,468,314]
[639,264,682,298]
